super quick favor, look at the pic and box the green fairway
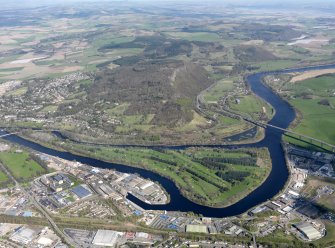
[0,151,46,181]
[57,142,271,207]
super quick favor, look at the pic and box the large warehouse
[293,222,322,241]
[92,230,119,247]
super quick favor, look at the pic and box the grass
[0,67,24,72]
[301,176,335,212]
[7,87,28,96]
[0,171,9,183]
[284,74,335,97]
[313,221,335,246]
[286,98,335,146]
[229,94,273,119]
[0,151,46,181]
[106,103,130,116]
[40,105,58,112]
[204,79,234,103]
[283,74,335,147]
[230,95,262,114]
[164,32,222,42]
[252,60,298,72]
[54,141,271,207]
[6,121,44,129]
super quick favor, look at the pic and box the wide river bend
[1,64,335,217]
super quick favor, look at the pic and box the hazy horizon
[1,0,334,8]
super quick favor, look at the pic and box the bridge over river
[245,118,335,153]
[0,63,334,218]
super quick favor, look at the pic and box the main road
[1,63,335,218]
[0,162,78,247]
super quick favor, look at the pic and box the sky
[0,0,334,9]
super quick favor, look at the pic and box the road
[0,162,79,247]
[196,80,335,152]
[246,118,335,152]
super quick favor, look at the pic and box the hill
[233,45,277,62]
[89,61,213,126]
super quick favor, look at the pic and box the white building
[92,230,120,247]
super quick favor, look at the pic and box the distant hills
[90,61,213,127]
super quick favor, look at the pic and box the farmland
[283,74,335,147]
[0,0,335,146]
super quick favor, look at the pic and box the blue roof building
[72,185,92,199]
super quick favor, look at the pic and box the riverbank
[13,133,272,208]
[1,63,335,217]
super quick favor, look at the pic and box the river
[1,63,335,217]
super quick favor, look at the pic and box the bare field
[290,69,335,83]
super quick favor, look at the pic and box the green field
[287,99,335,146]
[0,151,46,181]
[283,74,335,148]
[313,221,335,247]
[0,67,24,72]
[0,171,8,182]
[0,170,9,183]
[0,170,11,188]
[253,60,298,71]
[56,142,271,207]
[229,94,273,120]
[204,79,235,103]
[164,32,222,42]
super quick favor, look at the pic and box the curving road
[1,63,335,218]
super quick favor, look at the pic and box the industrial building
[293,222,322,241]
[10,226,38,245]
[72,185,92,199]
[92,230,119,247]
[41,173,74,192]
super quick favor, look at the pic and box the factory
[71,185,92,199]
[40,173,74,193]
[10,226,38,245]
[92,229,120,247]
[293,222,322,241]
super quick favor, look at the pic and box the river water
[1,64,335,217]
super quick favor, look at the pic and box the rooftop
[294,222,322,240]
[72,185,92,199]
[92,230,119,247]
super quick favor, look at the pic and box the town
[0,0,335,247]
[0,139,334,247]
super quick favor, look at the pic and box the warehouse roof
[72,185,92,199]
[92,230,119,247]
[294,222,322,240]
